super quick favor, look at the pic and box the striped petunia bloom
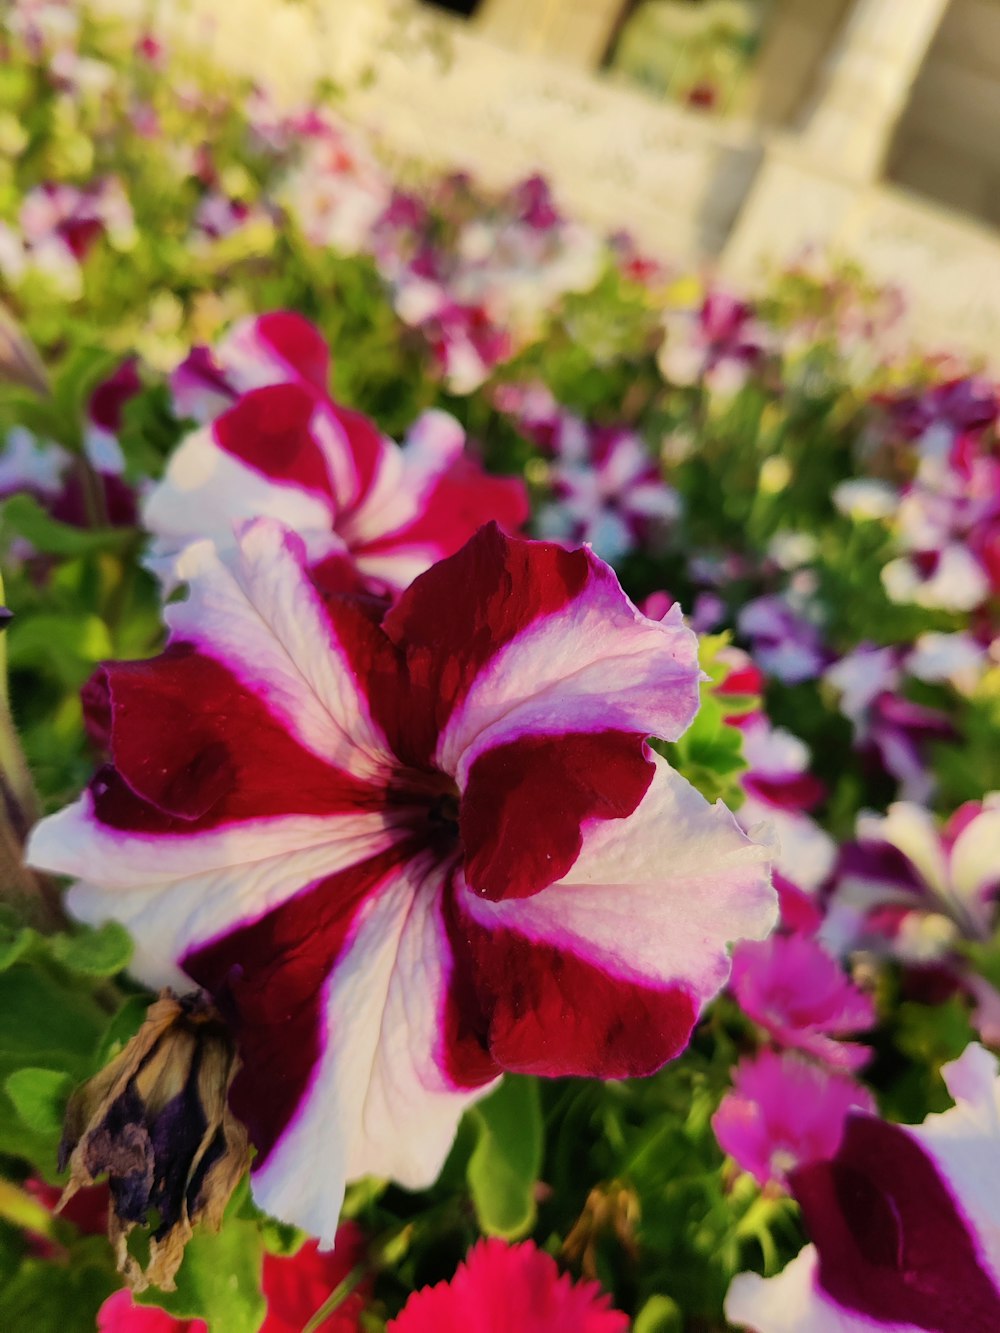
[149,312,528,593]
[28,522,775,1241]
[726,1043,1000,1332]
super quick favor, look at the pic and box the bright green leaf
[49,921,133,978]
[134,1206,265,1333]
[5,1066,73,1140]
[467,1075,542,1239]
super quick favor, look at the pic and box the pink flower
[98,1292,206,1333]
[713,1050,875,1188]
[97,1224,369,1331]
[28,523,775,1240]
[726,1044,1000,1331]
[730,933,875,1070]
[387,1239,628,1333]
[280,122,392,255]
[0,357,139,533]
[881,444,1000,615]
[150,313,528,593]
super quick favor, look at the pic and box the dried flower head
[58,989,250,1292]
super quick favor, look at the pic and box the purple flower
[825,645,953,804]
[737,593,827,685]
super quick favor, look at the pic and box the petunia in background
[147,313,528,591]
[726,1043,1000,1332]
[27,521,775,1240]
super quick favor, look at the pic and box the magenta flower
[387,1239,628,1333]
[713,1050,874,1189]
[730,933,875,1070]
[28,523,775,1239]
[825,796,1000,962]
[149,313,528,592]
[727,1044,1000,1331]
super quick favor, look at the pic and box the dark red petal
[256,311,330,393]
[377,524,589,767]
[183,847,409,1165]
[91,646,378,833]
[460,732,654,900]
[791,1115,1000,1331]
[213,382,334,500]
[442,884,698,1086]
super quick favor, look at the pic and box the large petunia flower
[386,1238,628,1333]
[726,1043,1000,1331]
[147,313,528,592]
[28,522,775,1241]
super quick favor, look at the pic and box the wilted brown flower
[58,989,250,1292]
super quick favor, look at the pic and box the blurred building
[127,0,1000,359]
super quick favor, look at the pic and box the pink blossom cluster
[280,150,602,391]
[658,290,771,396]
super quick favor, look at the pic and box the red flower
[387,1239,628,1333]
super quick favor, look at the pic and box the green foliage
[660,634,749,807]
[134,1183,267,1333]
[467,1077,543,1239]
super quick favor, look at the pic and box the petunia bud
[0,305,50,397]
[58,990,251,1292]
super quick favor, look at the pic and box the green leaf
[7,612,113,689]
[49,921,133,978]
[0,494,134,556]
[5,1067,73,1140]
[0,919,37,972]
[0,1241,117,1333]
[467,1075,542,1239]
[134,1201,266,1333]
[634,1294,683,1333]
